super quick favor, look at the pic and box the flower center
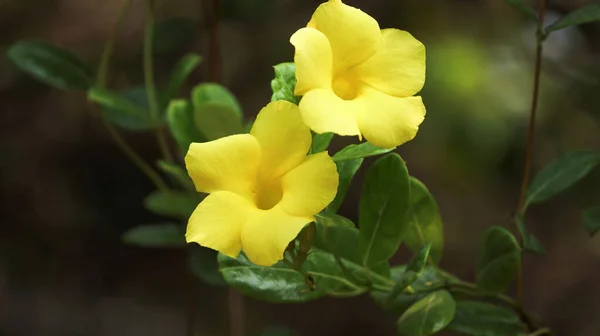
[253,177,283,210]
[332,73,360,100]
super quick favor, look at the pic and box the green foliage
[448,300,526,336]
[122,223,185,247]
[143,191,201,219]
[524,150,600,212]
[327,158,363,212]
[314,225,362,264]
[358,153,410,267]
[188,245,226,286]
[192,82,243,117]
[385,244,431,306]
[314,210,355,228]
[270,62,300,104]
[94,86,162,131]
[167,100,206,153]
[162,53,202,103]
[516,216,546,256]
[582,206,600,237]
[476,227,521,294]
[6,40,93,90]
[545,4,600,34]
[156,160,195,190]
[153,18,197,55]
[192,83,244,140]
[396,290,456,336]
[332,142,395,162]
[402,177,444,265]
[503,0,537,20]
[311,133,334,154]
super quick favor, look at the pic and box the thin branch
[97,0,133,88]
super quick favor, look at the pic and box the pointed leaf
[449,300,526,336]
[95,86,160,131]
[396,290,456,336]
[358,153,410,267]
[504,0,537,20]
[332,142,395,162]
[156,160,195,190]
[162,53,202,103]
[311,132,334,154]
[122,223,185,247]
[476,227,521,294]
[270,62,300,104]
[167,99,206,153]
[143,191,202,219]
[582,206,600,237]
[385,244,431,306]
[328,158,363,212]
[194,102,244,140]
[516,216,546,256]
[192,82,243,118]
[188,244,226,286]
[546,4,600,33]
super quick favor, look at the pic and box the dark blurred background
[1,0,600,335]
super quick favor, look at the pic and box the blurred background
[1,0,600,335]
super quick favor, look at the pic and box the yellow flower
[185,101,339,266]
[290,0,426,148]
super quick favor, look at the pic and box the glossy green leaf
[166,100,206,153]
[192,83,243,118]
[525,150,600,211]
[516,216,546,256]
[143,191,201,219]
[402,177,444,264]
[153,18,197,55]
[448,300,526,336]
[6,40,93,90]
[582,206,600,237]
[358,153,410,267]
[504,0,537,20]
[332,142,395,162]
[386,244,431,306]
[476,226,521,294]
[156,160,195,190]
[122,223,185,247]
[396,290,456,336]
[162,53,202,103]
[546,4,600,33]
[194,102,244,140]
[270,62,300,104]
[95,86,160,131]
[311,133,334,154]
[327,158,363,213]
[188,244,226,286]
[315,210,355,229]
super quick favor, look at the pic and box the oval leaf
[546,4,600,33]
[448,300,526,336]
[270,62,300,104]
[328,158,363,212]
[7,40,93,90]
[194,102,244,140]
[402,177,444,264]
[582,206,600,237]
[396,290,456,336]
[95,86,160,131]
[162,53,202,103]
[315,211,355,229]
[167,99,206,153]
[332,142,395,162]
[476,226,521,294]
[192,83,243,118]
[143,191,202,219]
[358,153,410,267]
[122,223,185,247]
[188,244,226,286]
[156,160,195,191]
[525,150,600,211]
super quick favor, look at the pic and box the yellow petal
[355,87,426,148]
[241,206,313,266]
[354,29,426,97]
[185,134,260,198]
[309,0,381,71]
[290,27,333,95]
[298,88,361,136]
[250,101,311,179]
[186,191,255,258]
[280,152,339,217]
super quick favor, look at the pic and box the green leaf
[504,0,537,20]
[256,326,296,336]
[192,82,243,118]
[516,216,546,256]
[582,206,600,237]
[315,210,355,228]
[156,160,195,190]
[166,99,206,153]
[332,142,395,162]
[396,290,456,336]
[194,102,244,140]
[270,62,300,104]
[525,150,600,211]
[358,153,410,267]
[143,191,201,219]
[163,53,202,103]
[327,158,363,212]
[6,40,93,90]
[311,132,334,154]
[153,18,197,55]
[546,4,600,33]
[402,177,444,265]
[122,223,185,247]
[448,300,526,336]
[385,244,431,306]
[476,226,521,294]
[188,244,226,286]
[94,86,160,131]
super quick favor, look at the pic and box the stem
[144,0,175,163]
[97,0,133,88]
[206,0,222,82]
[515,0,547,305]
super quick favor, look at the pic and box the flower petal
[280,152,339,217]
[250,101,311,179]
[185,134,260,197]
[355,87,426,148]
[298,88,361,136]
[354,29,426,97]
[309,0,381,71]
[290,27,333,95]
[241,206,313,266]
[186,191,255,258]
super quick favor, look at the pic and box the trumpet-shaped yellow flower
[185,101,339,266]
[291,0,426,148]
